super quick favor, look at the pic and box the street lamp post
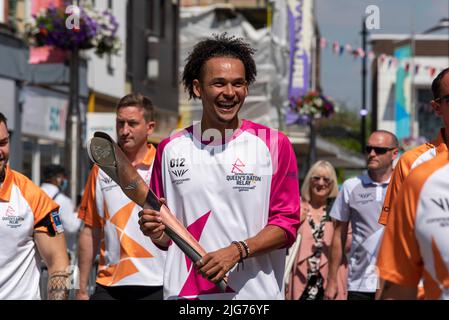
[361,19,368,154]
[65,48,80,203]
[63,0,81,204]
[309,118,317,166]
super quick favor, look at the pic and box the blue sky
[316,0,449,111]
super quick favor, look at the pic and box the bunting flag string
[320,36,446,78]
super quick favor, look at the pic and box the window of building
[146,0,156,35]
[172,1,178,87]
[146,34,159,81]
[159,0,165,38]
[146,0,165,38]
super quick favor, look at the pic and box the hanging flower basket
[26,3,121,57]
[285,90,336,125]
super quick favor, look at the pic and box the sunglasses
[434,94,449,104]
[365,145,396,155]
[311,176,332,184]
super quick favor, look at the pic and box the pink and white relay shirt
[151,120,300,300]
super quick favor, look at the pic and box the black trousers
[90,283,163,300]
[347,291,376,300]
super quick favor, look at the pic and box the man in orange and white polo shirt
[0,112,70,300]
[377,151,449,299]
[379,68,449,226]
[76,94,166,300]
[377,68,449,298]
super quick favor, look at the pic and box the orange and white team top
[78,144,166,287]
[379,128,448,225]
[377,152,449,299]
[0,166,62,299]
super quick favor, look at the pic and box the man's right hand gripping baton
[87,132,227,292]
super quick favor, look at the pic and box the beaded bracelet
[231,241,245,271]
[239,240,250,258]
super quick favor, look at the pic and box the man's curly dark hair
[182,33,257,100]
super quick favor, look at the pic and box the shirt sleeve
[376,171,423,288]
[78,166,103,228]
[329,180,352,222]
[378,156,410,225]
[267,133,300,248]
[25,180,62,234]
[150,143,165,199]
[149,142,172,250]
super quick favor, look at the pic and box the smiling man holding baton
[138,33,300,300]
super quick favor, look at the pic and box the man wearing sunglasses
[324,130,398,300]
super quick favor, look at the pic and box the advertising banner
[394,45,412,140]
[287,0,313,100]
[22,86,68,141]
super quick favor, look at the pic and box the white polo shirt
[330,173,389,292]
[0,166,61,299]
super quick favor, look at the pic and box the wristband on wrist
[231,240,245,271]
[239,240,250,258]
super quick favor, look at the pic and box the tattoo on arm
[47,271,70,300]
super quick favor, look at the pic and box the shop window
[146,0,164,38]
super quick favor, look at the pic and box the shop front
[21,86,68,184]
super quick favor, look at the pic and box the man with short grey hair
[324,130,399,300]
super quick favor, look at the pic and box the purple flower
[29,4,121,54]
[286,91,335,125]
[285,108,311,125]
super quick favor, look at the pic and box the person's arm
[76,225,101,300]
[140,211,287,284]
[198,134,300,283]
[34,231,70,300]
[139,198,171,248]
[376,159,429,300]
[140,140,172,248]
[375,278,385,299]
[59,196,81,235]
[379,280,417,300]
[196,225,287,283]
[75,166,103,300]
[324,220,349,300]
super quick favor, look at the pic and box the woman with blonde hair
[285,160,350,300]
